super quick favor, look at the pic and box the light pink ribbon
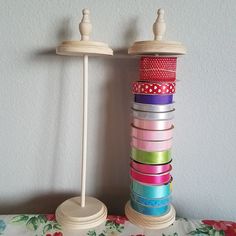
[133,118,173,130]
[131,160,172,174]
[131,137,173,152]
[130,167,171,185]
[131,125,174,141]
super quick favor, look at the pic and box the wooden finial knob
[153,8,166,41]
[79,8,92,41]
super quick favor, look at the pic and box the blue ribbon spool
[131,178,172,199]
[130,190,172,207]
[130,196,170,216]
[134,94,173,105]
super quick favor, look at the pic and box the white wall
[0,0,236,220]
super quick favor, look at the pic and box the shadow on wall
[95,56,139,215]
[90,17,139,214]
[95,17,139,215]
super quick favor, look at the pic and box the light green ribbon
[131,148,171,164]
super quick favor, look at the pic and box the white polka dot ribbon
[132,81,176,95]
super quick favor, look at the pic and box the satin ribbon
[133,118,173,130]
[132,81,176,95]
[131,125,174,141]
[130,197,170,216]
[131,160,172,174]
[132,109,175,121]
[140,57,177,83]
[131,178,172,198]
[131,147,171,165]
[130,190,172,207]
[133,102,174,112]
[131,137,172,152]
[130,167,171,185]
[135,94,173,105]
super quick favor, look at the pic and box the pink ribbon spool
[133,118,173,131]
[131,137,173,152]
[131,160,172,174]
[131,125,174,141]
[130,167,171,185]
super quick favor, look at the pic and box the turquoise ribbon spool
[130,196,170,216]
[130,190,172,207]
[131,178,172,198]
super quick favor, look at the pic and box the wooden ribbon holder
[125,8,186,229]
[55,9,113,230]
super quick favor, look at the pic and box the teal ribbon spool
[130,196,170,216]
[131,178,172,198]
[130,190,172,207]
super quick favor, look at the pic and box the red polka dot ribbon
[132,81,176,95]
[140,57,177,82]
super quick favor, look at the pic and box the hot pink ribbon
[130,167,171,185]
[131,160,172,174]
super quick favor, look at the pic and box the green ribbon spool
[131,148,171,164]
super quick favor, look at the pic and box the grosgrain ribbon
[131,137,173,152]
[131,160,172,174]
[133,102,174,112]
[131,147,171,164]
[131,125,174,141]
[130,197,170,216]
[130,190,172,207]
[135,94,173,105]
[133,118,173,130]
[132,82,176,95]
[131,178,172,198]
[140,57,177,82]
[130,167,171,185]
[132,109,175,121]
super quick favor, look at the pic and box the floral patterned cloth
[0,214,235,236]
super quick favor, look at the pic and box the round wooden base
[125,201,175,229]
[56,196,107,229]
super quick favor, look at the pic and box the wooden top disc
[56,9,113,56]
[56,40,113,56]
[128,9,186,55]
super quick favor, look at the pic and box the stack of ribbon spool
[125,9,186,229]
[130,56,176,217]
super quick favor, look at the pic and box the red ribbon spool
[140,57,177,82]
[132,81,176,95]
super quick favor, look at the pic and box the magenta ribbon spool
[131,160,172,174]
[131,137,173,152]
[133,118,173,131]
[130,167,171,185]
[131,125,174,141]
